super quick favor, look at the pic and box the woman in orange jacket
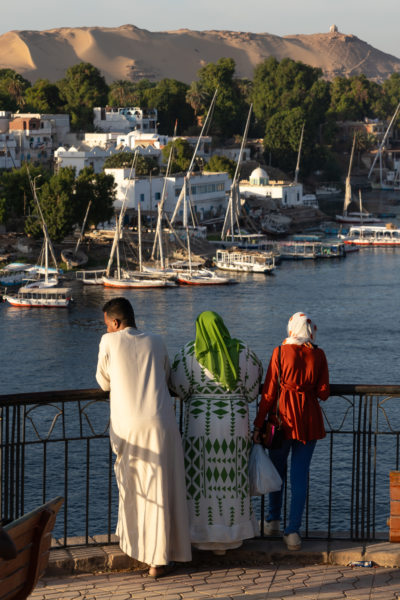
[253,312,329,551]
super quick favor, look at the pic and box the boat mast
[138,202,142,272]
[28,172,58,277]
[151,120,178,265]
[170,87,218,225]
[221,104,252,241]
[183,179,192,274]
[106,152,138,277]
[368,101,400,181]
[74,200,92,255]
[343,134,356,216]
[294,122,305,184]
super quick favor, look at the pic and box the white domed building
[239,167,305,207]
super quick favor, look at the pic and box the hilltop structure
[0,25,398,84]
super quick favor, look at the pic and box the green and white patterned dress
[170,340,262,551]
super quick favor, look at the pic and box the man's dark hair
[102,297,136,328]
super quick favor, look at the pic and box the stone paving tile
[27,563,400,600]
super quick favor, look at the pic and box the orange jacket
[254,344,330,442]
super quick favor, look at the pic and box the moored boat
[214,248,275,273]
[176,269,236,285]
[342,224,400,246]
[0,262,34,286]
[3,286,72,308]
[102,272,176,288]
[76,269,107,285]
[276,240,323,259]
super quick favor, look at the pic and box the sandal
[148,562,176,578]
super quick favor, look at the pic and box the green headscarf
[194,311,240,391]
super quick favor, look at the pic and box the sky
[1,0,399,59]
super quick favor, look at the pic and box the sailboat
[166,91,236,286]
[4,175,72,307]
[336,135,381,225]
[214,105,276,275]
[102,156,177,289]
[174,179,235,285]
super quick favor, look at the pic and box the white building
[4,112,71,165]
[239,167,304,207]
[105,168,231,220]
[93,107,158,134]
[54,145,115,174]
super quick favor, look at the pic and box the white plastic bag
[248,443,282,496]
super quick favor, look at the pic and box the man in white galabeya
[96,297,191,578]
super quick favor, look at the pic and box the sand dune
[0,24,399,84]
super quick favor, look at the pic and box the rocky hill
[0,24,399,84]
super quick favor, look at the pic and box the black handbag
[260,346,285,450]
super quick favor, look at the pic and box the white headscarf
[282,312,317,346]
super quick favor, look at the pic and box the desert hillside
[0,24,399,84]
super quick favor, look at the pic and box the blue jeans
[268,439,317,535]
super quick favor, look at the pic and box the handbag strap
[275,346,282,423]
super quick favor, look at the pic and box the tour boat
[3,286,72,308]
[0,262,34,286]
[76,269,107,285]
[276,240,323,259]
[214,248,275,273]
[342,224,400,246]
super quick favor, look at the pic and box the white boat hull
[102,275,176,288]
[343,225,400,246]
[177,273,235,285]
[4,286,72,308]
[215,261,273,273]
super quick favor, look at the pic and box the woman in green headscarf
[170,311,262,554]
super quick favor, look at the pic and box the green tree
[0,165,47,223]
[108,79,155,107]
[204,155,236,179]
[57,62,109,131]
[24,168,76,241]
[75,167,115,228]
[103,151,136,169]
[252,57,330,174]
[145,78,195,134]
[161,138,192,173]
[263,107,306,172]
[252,57,327,125]
[24,79,63,113]
[135,156,159,176]
[186,58,247,138]
[103,152,159,175]
[0,69,31,110]
[328,75,381,121]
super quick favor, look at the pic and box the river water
[1,189,400,537]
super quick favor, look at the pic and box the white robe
[96,327,191,566]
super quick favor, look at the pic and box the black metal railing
[1,385,400,546]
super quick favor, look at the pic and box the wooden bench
[0,497,64,600]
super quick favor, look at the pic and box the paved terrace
[29,538,400,599]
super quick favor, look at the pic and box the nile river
[1,189,400,537]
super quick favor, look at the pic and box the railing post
[389,471,400,542]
